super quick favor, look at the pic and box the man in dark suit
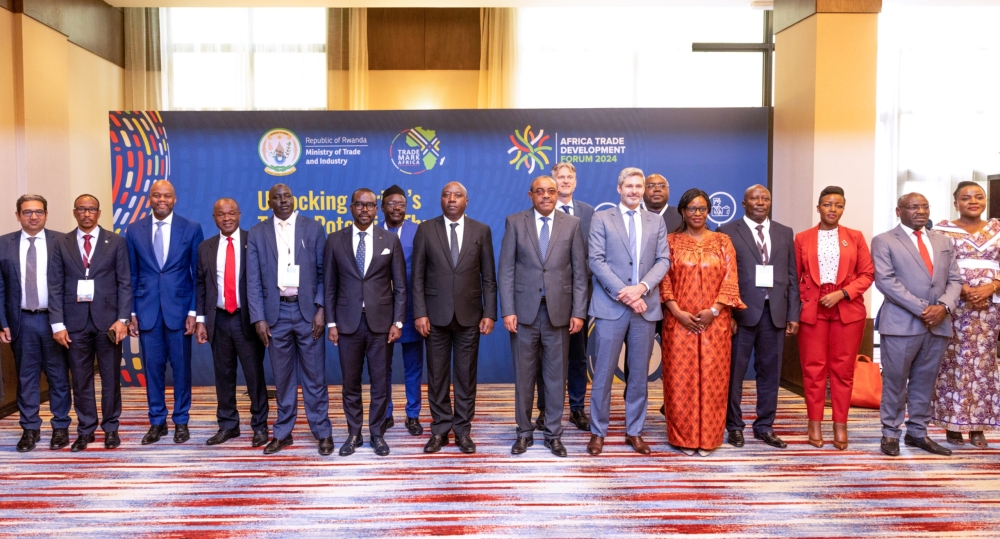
[535,162,595,432]
[642,173,683,233]
[49,194,132,452]
[125,180,204,445]
[499,176,588,457]
[246,183,333,456]
[872,192,961,457]
[719,184,800,449]
[0,195,71,452]
[412,181,497,454]
[194,198,269,448]
[325,188,407,457]
[379,185,425,436]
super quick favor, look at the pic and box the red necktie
[83,234,92,269]
[914,230,934,275]
[224,237,237,313]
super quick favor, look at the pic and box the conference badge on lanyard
[77,276,95,302]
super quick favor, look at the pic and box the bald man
[125,180,204,446]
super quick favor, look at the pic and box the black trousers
[67,314,122,436]
[337,312,389,437]
[211,308,269,433]
[425,315,480,437]
[727,301,785,435]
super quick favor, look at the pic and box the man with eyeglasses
[642,173,683,234]
[719,184,799,450]
[378,184,425,436]
[872,193,961,457]
[412,181,497,454]
[0,195,72,452]
[324,189,406,457]
[49,195,132,452]
[499,176,588,457]
[247,183,332,455]
[124,180,204,446]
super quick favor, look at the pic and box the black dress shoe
[252,429,269,448]
[544,438,567,457]
[104,431,121,449]
[263,435,293,455]
[141,424,168,445]
[50,428,70,450]
[881,436,900,456]
[173,424,190,444]
[318,436,335,456]
[383,416,395,431]
[904,434,952,456]
[16,429,40,452]
[456,435,476,454]
[339,434,364,456]
[371,435,390,456]
[405,417,423,436]
[511,436,534,454]
[727,430,745,447]
[535,412,545,430]
[569,409,591,432]
[754,431,787,449]
[71,433,95,452]
[424,434,448,453]
[207,428,241,446]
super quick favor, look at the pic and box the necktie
[561,205,571,215]
[450,223,460,267]
[153,221,166,269]
[756,224,770,264]
[25,237,38,311]
[356,231,367,275]
[627,210,638,285]
[83,234,92,270]
[224,237,237,313]
[539,217,550,296]
[914,230,934,275]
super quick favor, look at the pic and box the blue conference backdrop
[109,108,766,387]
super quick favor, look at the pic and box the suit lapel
[639,210,652,262]
[456,218,474,268]
[434,217,455,269]
[263,217,278,264]
[893,225,931,278]
[736,221,764,265]
[609,207,632,260]
[206,234,221,294]
[67,230,85,274]
[835,227,850,284]
[293,214,308,264]
[164,216,183,269]
[523,211,544,264]
[9,234,21,284]
[239,229,249,288]
[87,227,108,270]
[804,226,820,286]
[343,227,362,278]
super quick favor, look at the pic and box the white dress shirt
[194,230,242,323]
[817,227,840,284]
[53,228,103,333]
[19,230,48,310]
[445,214,465,252]
[558,199,576,216]
[152,212,174,262]
[352,225,374,275]
[274,211,298,296]
[744,215,771,261]
[619,203,650,291]
[534,209,555,241]
[905,224,934,255]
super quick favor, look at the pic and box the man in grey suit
[246,184,333,456]
[534,162,595,433]
[324,188,406,457]
[872,192,961,457]
[719,184,799,449]
[586,167,670,456]
[500,176,588,457]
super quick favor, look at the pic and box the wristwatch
[937,302,951,315]
[710,307,720,317]
[394,321,404,329]
[120,318,131,326]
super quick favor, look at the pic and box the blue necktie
[356,231,366,276]
[153,221,165,269]
[561,205,571,215]
[539,216,550,297]
[627,210,638,285]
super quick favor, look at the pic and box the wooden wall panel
[13,0,123,67]
[368,8,426,70]
[425,8,479,70]
[775,0,881,33]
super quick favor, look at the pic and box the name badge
[755,265,774,288]
[280,265,301,288]
[77,279,95,302]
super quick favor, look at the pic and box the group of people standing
[1,167,996,458]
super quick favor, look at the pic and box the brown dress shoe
[626,435,651,455]
[586,435,604,455]
[832,422,848,450]
[808,420,824,448]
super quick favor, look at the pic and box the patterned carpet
[2,382,999,538]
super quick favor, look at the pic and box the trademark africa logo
[507,125,551,174]
[708,191,737,226]
[390,126,443,174]
[259,128,301,176]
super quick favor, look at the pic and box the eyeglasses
[74,207,100,215]
[684,206,709,214]
[20,210,46,217]
[531,188,558,196]
[903,204,930,211]
[352,202,377,210]
[383,202,406,209]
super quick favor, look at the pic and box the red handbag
[850,354,882,409]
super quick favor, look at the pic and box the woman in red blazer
[794,186,875,450]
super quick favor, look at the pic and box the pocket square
[381,248,391,255]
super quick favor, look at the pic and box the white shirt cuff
[640,281,650,293]
[187,311,196,317]
[327,323,336,328]
[52,323,66,333]
[196,316,205,323]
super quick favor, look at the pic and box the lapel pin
[841,240,848,247]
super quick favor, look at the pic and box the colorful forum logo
[708,191,737,226]
[390,126,442,174]
[507,125,551,174]
[259,128,301,176]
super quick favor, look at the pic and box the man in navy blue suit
[125,180,204,445]
[0,195,72,452]
[247,183,333,456]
